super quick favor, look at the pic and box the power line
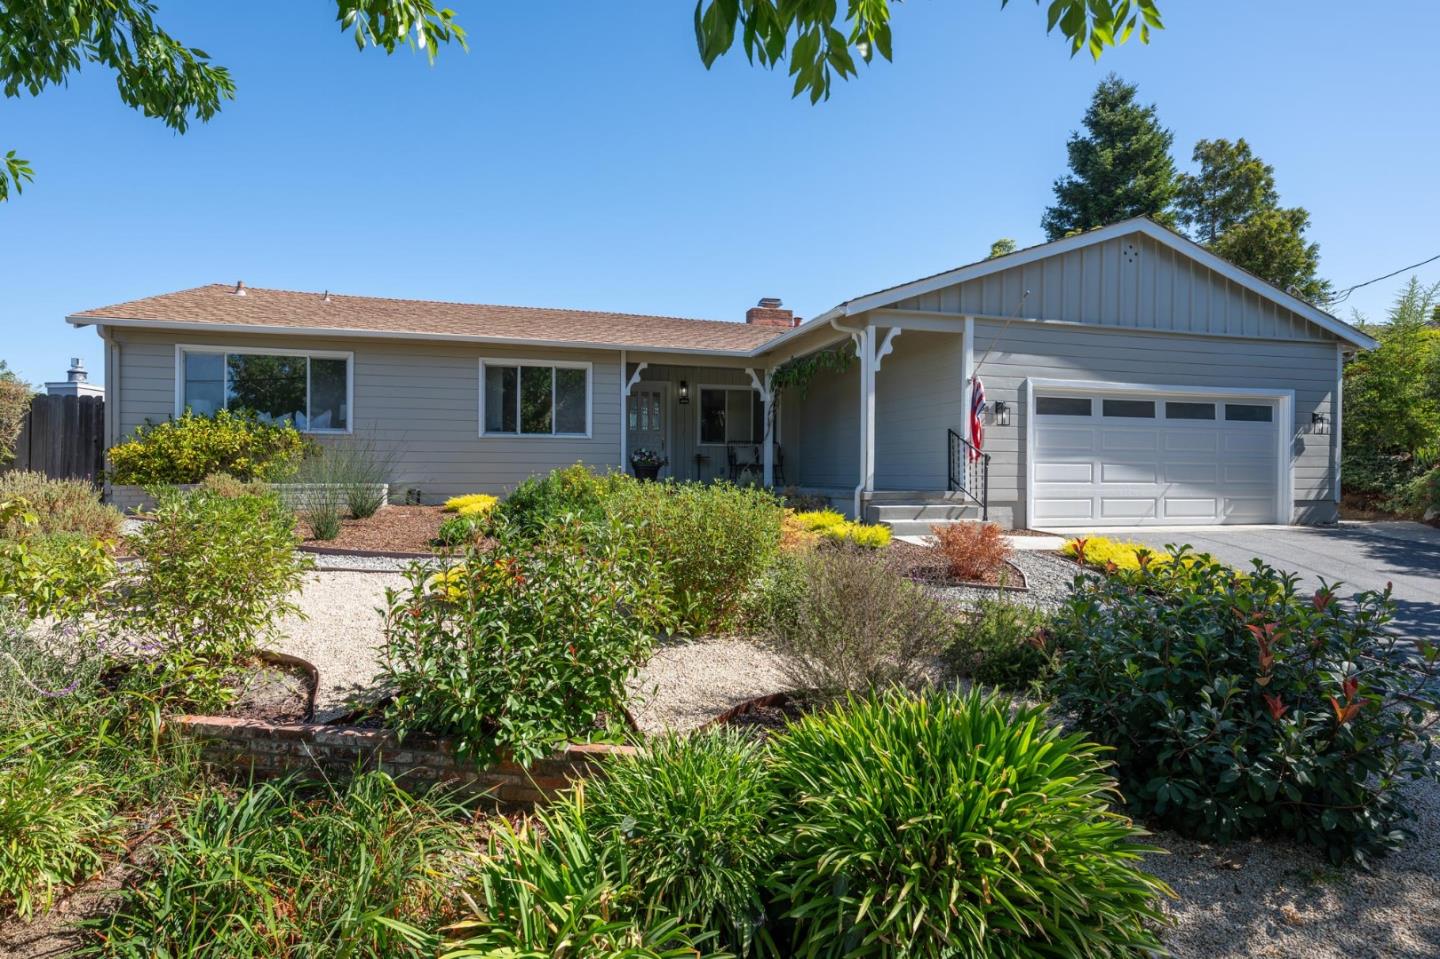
[1325,252,1440,305]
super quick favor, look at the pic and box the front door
[627,383,671,478]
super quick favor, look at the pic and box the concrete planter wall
[171,715,635,806]
[107,483,388,515]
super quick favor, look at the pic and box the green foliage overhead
[768,688,1171,957]
[1050,545,1440,865]
[0,1,465,201]
[1176,139,1329,301]
[986,237,1018,258]
[1041,73,1178,239]
[694,0,1163,103]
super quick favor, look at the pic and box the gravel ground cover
[927,548,1082,610]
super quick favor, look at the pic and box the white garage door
[1031,390,1282,527]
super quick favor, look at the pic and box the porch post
[863,329,876,496]
[960,316,974,492]
[618,350,627,471]
[762,372,775,487]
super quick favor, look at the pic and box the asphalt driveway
[1075,522,1440,643]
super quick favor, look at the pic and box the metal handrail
[947,428,990,521]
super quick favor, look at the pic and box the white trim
[624,380,674,478]
[173,343,354,435]
[960,316,975,448]
[478,357,593,439]
[1023,377,1295,528]
[746,368,777,487]
[820,220,1376,351]
[872,327,901,371]
[618,350,627,469]
[624,361,649,395]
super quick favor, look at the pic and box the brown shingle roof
[69,284,789,353]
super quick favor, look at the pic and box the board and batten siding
[961,319,1338,527]
[889,232,1328,342]
[108,329,622,501]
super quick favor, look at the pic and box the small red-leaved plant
[931,521,1012,583]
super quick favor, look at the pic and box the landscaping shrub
[767,689,1169,958]
[0,524,115,621]
[108,408,312,485]
[944,598,1054,690]
[1389,464,1440,519]
[443,799,723,959]
[90,772,475,958]
[1049,547,1440,864]
[442,492,499,517]
[931,521,1010,581]
[605,480,783,633]
[434,514,488,547]
[381,518,669,766]
[0,377,29,466]
[1061,535,1172,571]
[111,488,309,704]
[197,471,267,498]
[0,471,121,540]
[763,546,951,700]
[789,509,891,549]
[580,730,779,955]
[495,463,611,538]
[326,438,397,518]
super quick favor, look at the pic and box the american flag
[969,377,985,460]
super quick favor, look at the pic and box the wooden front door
[627,383,671,478]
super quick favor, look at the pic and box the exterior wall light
[993,400,1010,427]
[678,380,690,404]
[1312,411,1329,434]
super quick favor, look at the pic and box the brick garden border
[171,715,637,806]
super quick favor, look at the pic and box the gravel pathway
[626,638,790,734]
[928,549,1083,611]
[272,570,403,715]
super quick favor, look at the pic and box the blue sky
[3,1,1437,386]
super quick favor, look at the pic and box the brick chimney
[745,296,798,328]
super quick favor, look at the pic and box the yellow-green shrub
[442,493,499,517]
[109,409,312,485]
[1062,536,1172,571]
[790,510,890,549]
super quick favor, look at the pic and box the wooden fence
[5,395,106,484]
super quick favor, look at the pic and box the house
[68,218,1376,533]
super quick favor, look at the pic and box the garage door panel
[1100,462,1158,484]
[1032,389,1281,528]
[1035,462,1094,483]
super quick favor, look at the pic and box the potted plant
[629,447,667,481]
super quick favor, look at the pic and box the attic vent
[232,280,247,296]
[1122,242,1139,264]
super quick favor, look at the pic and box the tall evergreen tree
[1175,138,1329,301]
[1041,74,1178,240]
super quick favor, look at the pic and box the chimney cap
[757,296,783,309]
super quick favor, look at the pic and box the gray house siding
[959,319,1338,527]
[109,329,623,501]
[874,331,965,490]
[794,361,858,490]
[890,233,1328,343]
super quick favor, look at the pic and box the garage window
[1036,396,1092,416]
[1225,403,1273,422]
[1102,399,1155,418]
[1165,401,1216,420]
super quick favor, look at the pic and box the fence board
[3,394,105,484]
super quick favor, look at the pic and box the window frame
[478,358,593,439]
[696,384,770,446]
[173,344,354,435]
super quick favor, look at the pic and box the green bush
[944,598,1054,690]
[110,488,309,706]
[604,479,783,633]
[108,409,312,485]
[442,799,723,959]
[495,463,611,539]
[1049,547,1440,865]
[0,377,29,467]
[1389,464,1440,518]
[0,526,115,621]
[380,518,669,766]
[767,689,1169,958]
[0,741,120,919]
[434,513,486,547]
[580,730,779,955]
[89,772,474,958]
[0,471,122,540]
[762,547,952,701]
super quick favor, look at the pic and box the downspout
[829,313,868,518]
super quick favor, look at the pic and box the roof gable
[819,219,1376,350]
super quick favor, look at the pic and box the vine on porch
[769,340,856,399]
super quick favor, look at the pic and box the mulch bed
[299,505,446,554]
[710,691,816,741]
[222,654,317,724]
[885,540,1027,589]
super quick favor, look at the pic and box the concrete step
[882,518,984,537]
[865,489,973,504]
[866,503,978,523]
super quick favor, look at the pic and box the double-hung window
[481,360,591,437]
[698,386,765,445]
[177,346,351,433]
